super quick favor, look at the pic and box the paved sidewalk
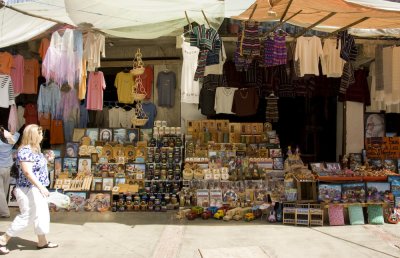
[0,209,399,258]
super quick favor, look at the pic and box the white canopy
[0,0,253,47]
[1,0,400,48]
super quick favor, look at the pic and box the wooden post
[280,0,293,22]
[295,12,337,38]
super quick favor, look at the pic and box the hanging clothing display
[86,71,106,111]
[24,103,38,125]
[108,107,120,128]
[339,62,355,94]
[322,38,345,78]
[339,30,357,62]
[368,62,385,111]
[17,106,25,131]
[231,87,259,116]
[157,71,176,107]
[295,36,324,77]
[214,87,237,114]
[118,108,135,128]
[0,75,15,108]
[39,38,50,60]
[383,46,400,106]
[190,25,221,81]
[114,71,134,104]
[0,52,13,75]
[339,68,370,105]
[79,102,89,128]
[83,32,106,72]
[22,59,40,94]
[204,42,226,76]
[78,59,87,100]
[181,40,200,104]
[138,66,154,100]
[42,29,83,88]
[37,82,61,117]
[10,54,24,96]
[199,87,216,116]
[141,102,157,129]
[374,45,384,91]
[265,95,279,122]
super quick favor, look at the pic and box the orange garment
[22,59,40,94]
[0,52,13,75]
[78,59,87,100]
[39,38,50,60]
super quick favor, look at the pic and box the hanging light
[267,0,277,17]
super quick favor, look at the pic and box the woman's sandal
[37,242,58,249]
[0,245,10,255]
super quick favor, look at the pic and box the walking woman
[0,127,20,218]
[0,124,58,255]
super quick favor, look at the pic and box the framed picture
[62,158,78,177]
[64,191,87,211]
[368,159,383,170]
[78,158,92,176]
[113,128,127,144]
[53,149,61,158]
[140,128,153,141]
[386,132,397,137]
[114,177,126,186]
[86,192,111,212]
[91,153,99,163]
[7,184,18,207]
[383,159,397,172]
[99,128,113,142]
[85,128,99,145]
[318,184,342,203]
[72,128,86,142]
[349,153,363,170]
[273,157,284,170]
[388,176,400,196]
[325,162,341,172]
[310,163,325,173]
[365,113,385,138]
[65,142,79,158]
[91,177,103,191]
[366,182,391,202]
[102,177,114,191]
[127,129,139,143]
[342,183,365,203]
[269,149,282,158]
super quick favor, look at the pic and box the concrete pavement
[0,208,399,258]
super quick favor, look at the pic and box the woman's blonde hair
[19,124,43,153]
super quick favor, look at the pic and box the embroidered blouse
[17,146,49,188]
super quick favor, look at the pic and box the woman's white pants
[6,187,50,237]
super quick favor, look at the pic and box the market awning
[232,0,400,36]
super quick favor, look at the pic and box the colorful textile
[328,205,345,226]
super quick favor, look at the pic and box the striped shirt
[339,30,357,62]
[0,74,15,108]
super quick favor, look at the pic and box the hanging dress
[181,41,200,104]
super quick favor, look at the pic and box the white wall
[345,101,365,154]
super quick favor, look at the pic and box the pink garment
[8,104,18,133]
[86,71,106,111]
[10,55,24,95]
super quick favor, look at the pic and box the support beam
[248,3,258,21]
[184,11,192,31]
[295,12,337,38]
[264,9,302,36]
[324,17,369,38]
[280,0,293,22]
[201,10,211,27]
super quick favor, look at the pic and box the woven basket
[133,93,146,101]
[132,117,148,127]
[130,66,145,76]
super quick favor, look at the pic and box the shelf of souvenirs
[321,202,391,209]
[314,168,399,182]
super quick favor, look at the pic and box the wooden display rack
[309,204,323,226]
[294,177,317,203]
[295,204,310,226]
[283,203,296,225]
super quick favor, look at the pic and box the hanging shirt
[322,38,345,78]
[157,71,176,107]
[0,52,13,75]
[39,38,50,60]
[204,42,226,76]
[37,82,61,117]
[86,71,106,111]
[231,87,259,116]
[199,87,216,116]
[22,59,40,94]
[295,36,324,77]
[117,108,134,128]
[10,54,24,96]
[214,87,237,114]
[137,66,153,100]
[108,107,120,128]
[141,102,157,129]
[114,71,134,104]
[367,62,385,112]
[24,103,38,125]
[0,75,15,108]
[83,32,106,72]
